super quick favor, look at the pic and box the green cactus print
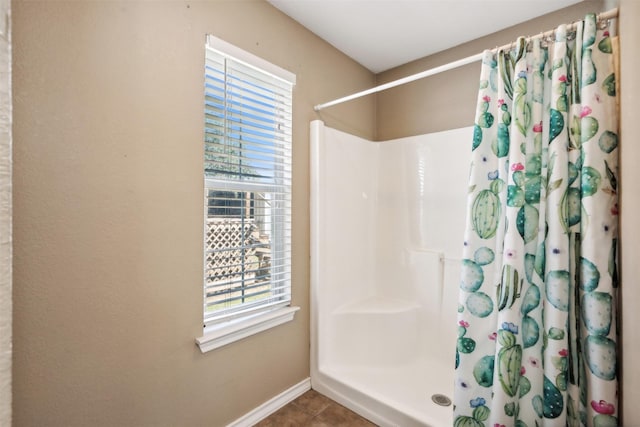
[474,247,495,266]
[521,315,539,348]
[560,187,581,231]
[519,376,531,398]
[582,292,612,336]
[514,92,531,136]
[458,337,477,354]
[455,14,618,426]
[548,327,565,340]
[598,131,618,153]
[580,257,601,291]
[453,416,484,427]
[497,265,521,311]
[582,48,597,86]
[549,108,564,143]
[570,116,582,147]
[524,253,535,283]
[457,324,477,354]
[582,166,602,196]
[583,17,597,47]
[581,116,599,143]
[605,160,617,191]
[584,335,616,381]
[593,414,618,427]
[454,399,491,427]
[461,259,484,292]
[524,175,541,204]
[504,402,516,417]
[598,36,612,54]
[472,190,501,239]
[472,125,483,151]
[520,283,540,315]
[545,270,570,311]
[466,292,494,318]
[481,113,494,128]
[507,185,525,207]
[602,73,616,96]
[532,395,544,418]
[516,203,538,244]
[543,376,564,418]
[534,241,545,279]
[498,336,522,396]
[493,123,510,157]
[473,355,495,387]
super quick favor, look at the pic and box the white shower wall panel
[311,120,473,426]
[375,131,471,359]
[319,127,379,312]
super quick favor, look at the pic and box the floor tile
[291,390,333,416]
[254,389,377,427]
[310,401,377,427]
[254,403,313,427]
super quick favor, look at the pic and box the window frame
[196,36,298,353]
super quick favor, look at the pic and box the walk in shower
[310,120,472,426]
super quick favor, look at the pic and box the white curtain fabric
[454,14,619,427]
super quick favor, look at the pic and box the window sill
[196,306,300,353]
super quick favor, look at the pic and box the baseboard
[226,377,311,427]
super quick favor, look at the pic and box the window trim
[196,306,300,353]
[197,36,298,352]
[206,36,296,86]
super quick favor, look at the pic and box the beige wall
[12,0,639,425]
[618,0,640,423]
[0,0,10,424]
[376,1,607,140]
[11,1,375,426]
[376,0,640,424]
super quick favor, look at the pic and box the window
[197,36,297,352]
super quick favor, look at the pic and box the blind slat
[203,38,293,327]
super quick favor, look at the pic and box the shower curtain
[454,14,618,427]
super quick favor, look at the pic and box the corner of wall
[618,1,640,423]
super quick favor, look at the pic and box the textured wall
[11,1,375,426]
[0,0,10,424]
[618,1,640,423]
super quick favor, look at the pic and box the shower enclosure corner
[310,119,472,427]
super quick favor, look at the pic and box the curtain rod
[313,7,618,112]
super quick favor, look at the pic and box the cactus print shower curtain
[454,14,619,427]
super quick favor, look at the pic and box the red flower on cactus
[580,106,593,118]
[604,31,610,37]
[482,95,491,103]
[591,400,615,415]
[488,332,497,341]
[533,122,543,133]
[611,203,619,216]
[498,99,505,107]
[511,162,524,172]
[558,75,567,83]
[459,320,470,328]
[520,366,526,375]
[559,348,568,357]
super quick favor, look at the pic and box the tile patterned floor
[254,389,377,427]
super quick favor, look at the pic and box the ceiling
[267,0,584,73]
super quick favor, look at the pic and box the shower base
[313,359,453,427]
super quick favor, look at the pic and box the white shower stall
[310,120,472,427]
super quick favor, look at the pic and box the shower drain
[431,394,452,407]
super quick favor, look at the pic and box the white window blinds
[203,36,294,327]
